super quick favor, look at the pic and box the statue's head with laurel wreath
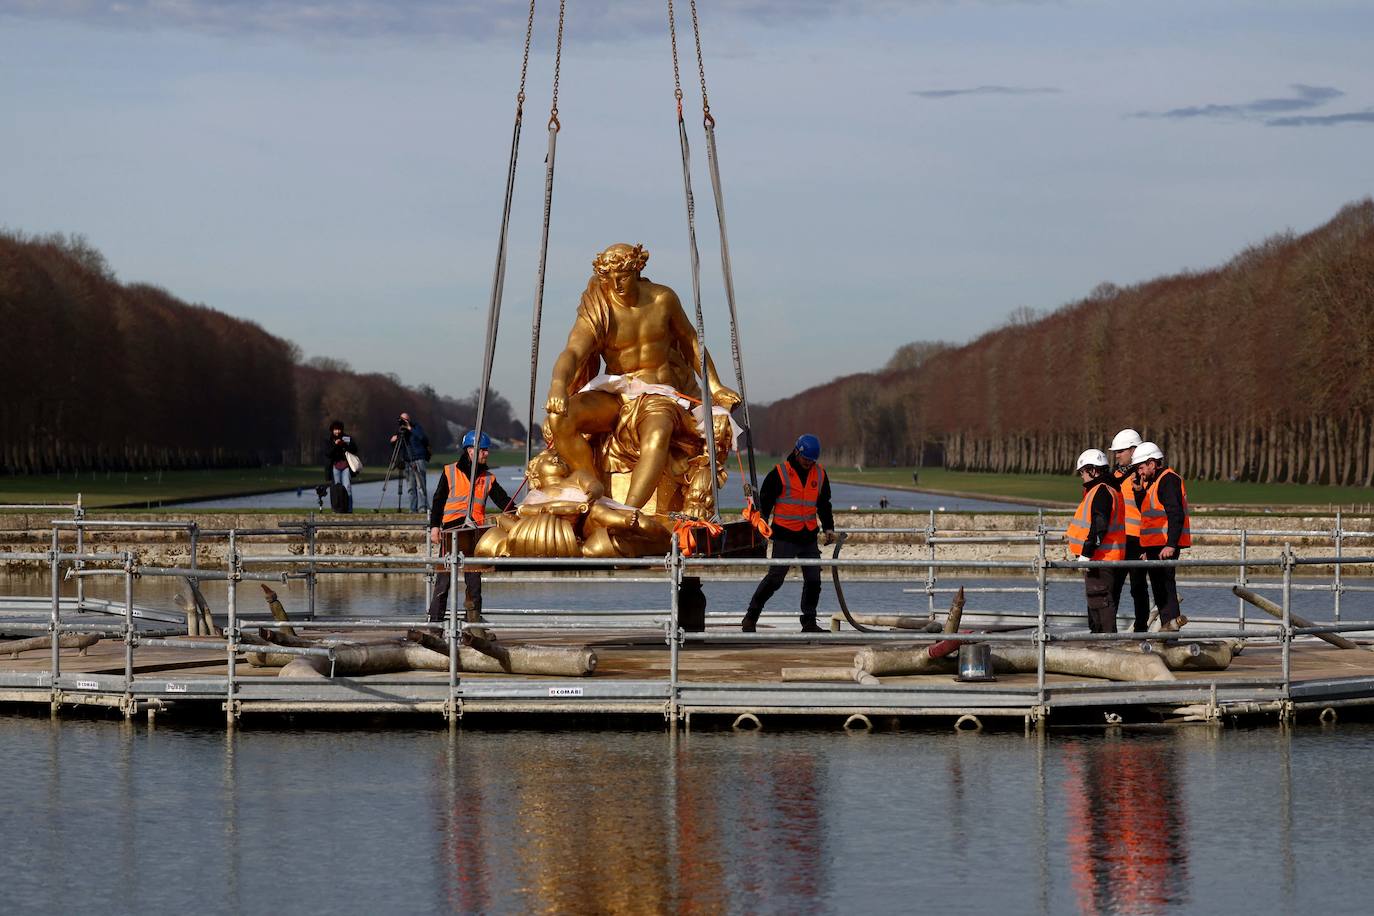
[592,243,649,307]
[593,243,649,276]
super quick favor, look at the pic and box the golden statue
[476,243,738,559]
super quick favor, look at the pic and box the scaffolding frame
[1,510,1372,727]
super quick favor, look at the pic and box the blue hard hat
[794,434,821,461]
[462,430,492,450]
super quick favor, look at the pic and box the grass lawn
[0,449,530,511]
[826,465,1374,509]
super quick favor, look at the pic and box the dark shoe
[741,608,761,633]
[800,620,825,634]
[741,621,756,633]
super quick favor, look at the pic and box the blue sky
[2,1,1371,407]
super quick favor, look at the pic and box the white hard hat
[1075,449,1109,472]
[1132,441,1164,464]
[1110,428,1143,451]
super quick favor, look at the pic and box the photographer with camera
[324,420,360,513]
[389,411,431,513]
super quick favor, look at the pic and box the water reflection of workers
[1131,441,1190,632]
[426,431,511,624]
[1064,738,1189,912]
[1067,449,1125,633]
[721,747,824,905]
[1108,428,1152,631]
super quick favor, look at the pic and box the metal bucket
[956,643,996,682]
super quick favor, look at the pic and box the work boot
[800,619,825,634]
[741,608,761,633]
[466,602,487,625]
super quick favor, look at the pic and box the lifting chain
[669,0,714,125]
[668,0,684,109]
[548,0,566,130]
[687,0,714,126]
[516,0,536,110]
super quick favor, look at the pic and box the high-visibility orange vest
[1066,482,1127,560]
[772,461,824,532]
[442,464,493,525]
[1116,470,1142,538]
[1138,468,1191,548]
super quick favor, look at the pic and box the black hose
[830,531,872,633]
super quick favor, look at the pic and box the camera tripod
[376,434,414,513]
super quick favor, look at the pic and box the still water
[178,468,1031,513]
[3,716,1373,914]
[3,573,1374,914]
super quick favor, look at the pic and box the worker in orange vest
[1108,428,1152,631]
[425,431,512,624]
[1068,449,1127,633]
[1131,441,1190,632]
[740,434,835,634]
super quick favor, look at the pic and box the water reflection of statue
[545,243,740,510]
[477,243,738,559]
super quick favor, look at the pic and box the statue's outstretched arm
[547,317,597,415]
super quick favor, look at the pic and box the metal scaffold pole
[447,538,460,723]
[226,530,239,725]
[1035,526,1048,711]
[669,537,682,720]
[49,526,61,707]
[123,550,134,716]
[1334,509,1343,622]
[1281,542,1293,702]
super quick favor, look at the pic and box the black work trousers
[744,536,822,627]
[426,571,484,624]
[1111,536,1152,631]
[1141,544,1182,626]
[1084,566,1119,633]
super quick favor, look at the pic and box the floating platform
[4,618,1374,727]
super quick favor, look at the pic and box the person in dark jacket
[425,431,512,624]
[740,434,835,633]
[1131,441,1190,632]
[1108,427,1153,631]
[324,420,360,513]
[389,412,432,513]
[1067,449,1126,633]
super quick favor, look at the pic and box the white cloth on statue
[521,485,636,513]
[576,373,743,449]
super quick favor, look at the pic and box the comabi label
[548,686,584,697]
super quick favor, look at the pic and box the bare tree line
[0,231,523,473]
[755,199,1374,485]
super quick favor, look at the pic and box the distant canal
[179,468,1031,513]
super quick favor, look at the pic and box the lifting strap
[525,0,566,471]
[668,0,721,523]
[683,0,759,497]
[467,1,537,524]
